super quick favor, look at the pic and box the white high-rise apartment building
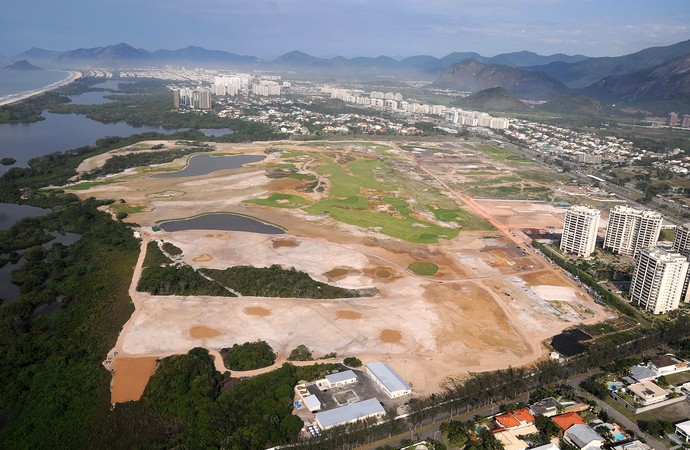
[560,206,600,257]
[673,223,690,257]
[630,247,689,314]
[672,223,690,303]
[604,206,662,256]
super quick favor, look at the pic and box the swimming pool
[613,432,626,441]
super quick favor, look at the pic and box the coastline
[0,70,82,108]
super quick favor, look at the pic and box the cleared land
[69,139,608,399]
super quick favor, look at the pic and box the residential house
[564,424,605,449]
[626,381,669,406]
[611,440,652,450]
[676,419,690,443]
[649,355,688,376]
[552,412,586,432]
[629,365,657,382]
[494,408,535,430]
[530,397,562,417]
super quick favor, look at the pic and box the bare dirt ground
[110,357,158,403]
[75,140,609,400]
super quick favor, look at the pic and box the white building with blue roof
[325,370,357,388]
[314,398,385,430]
[365,362,412,398]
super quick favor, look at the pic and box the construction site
[66,139,610,403]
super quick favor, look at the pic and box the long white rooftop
[314,398,384,429]
[366,362,411,393]
[326,370,357,384]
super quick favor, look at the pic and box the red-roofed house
[495,408,536,430]
[552,412,586,431]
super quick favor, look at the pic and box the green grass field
[408,262,439,276]
[66,180,120,190]
[244,193,310,209]
[429,206,494,231]
[110,203,146,214]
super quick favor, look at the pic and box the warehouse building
[314,398,385,430]
[365,362,412,398]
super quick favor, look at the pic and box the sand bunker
[193,254,213,262]
[325,268,349,279]
[244,306,271,316]
[375,269,391,278]
[273,238,299,248]
[190,325,222,338]
[336,310,363,320]
[111,357,158,403]
[380,329,402,343]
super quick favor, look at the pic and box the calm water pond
[0,203,49,230]
[152,154,265,178]
[159,213,284,234]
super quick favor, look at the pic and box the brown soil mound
[375,269,391,278]
[336,310,362,320]
[244,306,271,316]
[380,329,402,343]
[190,325,222,338]
[193,254,213,262]
[111,357,158,403]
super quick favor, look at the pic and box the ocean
[0,69,71,102]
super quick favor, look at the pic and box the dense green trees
[288,344,314,361]
[202,264,369,298]
[0,196,139,448]
[344,356,363,367]
[221,341,276,370]
[137,241,230,296]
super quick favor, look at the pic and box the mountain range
[14,43,588,77]
[10,39,690,111]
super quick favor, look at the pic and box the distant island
[3,60,42,71]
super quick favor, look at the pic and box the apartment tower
[672,223,690,303]
[560,206,600,257]
[630,247,689,314]
[604,206,662,256]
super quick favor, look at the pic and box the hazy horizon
[2,0,690,60]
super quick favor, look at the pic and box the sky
[2,0,690,59]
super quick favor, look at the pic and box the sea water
[0,69,71,102]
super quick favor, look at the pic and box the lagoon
[159,213,284,234]
[152,154,265,178]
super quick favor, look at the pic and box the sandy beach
[0,70,82,107]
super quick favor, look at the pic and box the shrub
[344,356,362,367]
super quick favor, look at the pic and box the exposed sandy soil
[472,200,567,229]
[111,357,158,403]
[78,140,610,398]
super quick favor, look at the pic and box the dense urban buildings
[560,206,600,257]
[603,206,662,256]
[629,247,689,314]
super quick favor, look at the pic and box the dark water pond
[159,213,284,234]
[152,154,265,178]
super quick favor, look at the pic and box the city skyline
[2,0,690,60]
